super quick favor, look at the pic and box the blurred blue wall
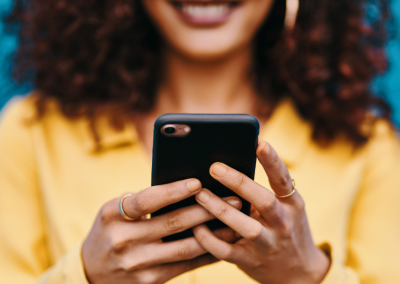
[0,0,31,109]
[379,0,400,126]
[0,0,399,126]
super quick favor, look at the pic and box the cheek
[142,0,274,60]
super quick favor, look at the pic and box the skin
[193,142,330,283]
[142,0,274,61]
[137,0,275,154]
[83,179,243,283]
[83,0,331,283]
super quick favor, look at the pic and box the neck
[134,47,268,156]
[153,47,260,115]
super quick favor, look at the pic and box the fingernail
[212,163,227,177]
[225,198,241,208]
[196,189,210,203]
[261,142,271,156]
[186,179,201,193]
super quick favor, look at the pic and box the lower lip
[170,2,239,26]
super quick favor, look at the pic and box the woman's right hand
[82,179,241,284]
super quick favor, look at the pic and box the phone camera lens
[164,127,176,134]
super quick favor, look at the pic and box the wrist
[306,246,331,284]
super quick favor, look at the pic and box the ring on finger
[275,179,296,199]
[118,194,140,221]
[119,194,136,221]
[119,194,151,221]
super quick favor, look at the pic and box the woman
[1,0,399,283]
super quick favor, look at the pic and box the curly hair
[6,0,392,145]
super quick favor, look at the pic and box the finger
[196,188,269,242]
[143,237,208,266]
[250,206,261,220]
[213,227,241,243]
[155,254,219,283]
[209,162,285,225]
[133,197,242,241]
[193,224,246,264]
[122,179,202,220]
[256,141,297,198]
[123,238,214,277]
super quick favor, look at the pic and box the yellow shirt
[0,96,400,284]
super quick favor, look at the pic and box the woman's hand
[193,142,331,284]
[82,179,241,284]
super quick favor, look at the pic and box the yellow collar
[80,117,139,153]
[81,99,313,167]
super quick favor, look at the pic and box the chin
[143,0,274,62]
[167,32,250,62]
[170,44,243,62]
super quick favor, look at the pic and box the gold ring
[275,179,296,198]
[119,194,136,221]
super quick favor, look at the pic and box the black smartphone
[151,114,259,242]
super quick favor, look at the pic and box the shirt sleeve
[320,121,400,284]
[37,241,89,284]
[0,100,89,284]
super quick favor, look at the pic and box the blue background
[0,0,399,126]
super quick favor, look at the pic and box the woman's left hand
[193,141,330,284]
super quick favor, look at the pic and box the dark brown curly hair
[6,0,392,145]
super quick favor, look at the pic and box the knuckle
[196,230,209,243]
[214,229,235,242]
[274,209,286,226]
[118,258,131,271]
[118,258,139,272]
[231,174,245,191]
[110,235,131,255]
[245,223,263,241]
[176,244,195,259]
[166,212,185,233]
[259,196,278,214]
[249,259,264,270]
[279,218,294,238]
[215,205,228,219]
[277,170,290,187]
[218,246,234,261]
[138,271,160,284]
[133,193,151,215]
[294,195,305,211]
[99,200,117,224]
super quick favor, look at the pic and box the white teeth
[181,3,230,18]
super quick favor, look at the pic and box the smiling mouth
[170,1,240,25]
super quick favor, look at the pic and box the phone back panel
[151,114,259,242]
